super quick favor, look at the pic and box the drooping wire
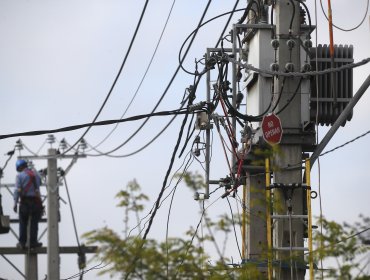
[175,195,226,277]
[86,112,183,158]
[63,176,85,277]
[165,152,194,278]
[125,74,205,279]
[226,197,242,259]
[178,3,257,76]
[275,77,303,115]
[63,176,81,247]
[62,0,150,154]
[143,111,192,240]
[61,262,109,280]
[319,0,369,32]
[127,150,194,238]
[89,0,213,157]
[22,142,42,156]
[215,0,241,48]
[320,129,370,157]
[90,0,177,150]
[124,105,192,280]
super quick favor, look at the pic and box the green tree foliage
[83,176,265,279]
[313,215,370,279]
[83,176,370,279]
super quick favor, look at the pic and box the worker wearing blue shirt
[13,159,43,249]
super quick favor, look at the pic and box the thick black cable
[124,76,203,279]
[275,77,303,115]
[296,0,312,35]
[94,4,253,158]
[214,57,266,122]
[128,151,194,238]
[87,113,180,158]
[319,0,369,32]
[165,153,193,278]
[95,74,204,158]
[142,116,191,240]
[90,0,177,150]
[215,0,241,48]
[288,0,296,34]
[0,109,190,140]
[178,114,195,158]
[178,6,256,76]
[124,111,190,280]
[94,0,212,156]
[63,0,150,154]
[271,77,287,112]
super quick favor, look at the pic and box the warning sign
[261,113,283,145]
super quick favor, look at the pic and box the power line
[93,4,251,158]
[90,0,177,150]
[319,129,370,157]
[165,152,194,277]
[0,109,191,140]
[178,6,253,76]
[93,0,214,157]
[319,0,369,32]
[63,176,85,277]
[61,262,109,280]
[86,4,254,158]
[305,227,370,256]
[127,150,194,238]
[226,197,242,259]
[63,0,150,154]
[215,0,241,48]
[63,176,81,247]
[228,56,370,78]
[85,113,179,158]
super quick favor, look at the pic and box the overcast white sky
[0,0,369,279]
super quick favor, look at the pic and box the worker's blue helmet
[16,159,27,171]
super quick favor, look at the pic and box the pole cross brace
[266,183,311,191]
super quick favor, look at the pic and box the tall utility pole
[0,139,95,280]
[47,148,59,279]
[274,1,305,279]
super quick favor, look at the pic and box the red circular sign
[261,113,283,145]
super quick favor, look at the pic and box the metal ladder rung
[271,215,308,219]
[274,247,309,251]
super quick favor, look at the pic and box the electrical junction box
[243,25,274,119]
[243,25,311,129]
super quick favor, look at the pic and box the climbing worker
[13,159,43,249]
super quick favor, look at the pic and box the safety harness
[22,169,37,197]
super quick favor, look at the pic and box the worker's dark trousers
[19,198,41,246]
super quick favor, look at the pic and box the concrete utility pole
[0,140,97,280]
[274,1,305,279]
[47,148,59,280]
